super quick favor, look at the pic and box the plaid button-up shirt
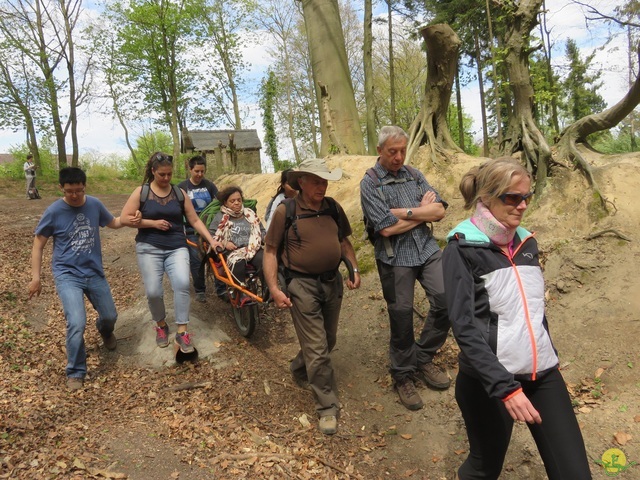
[360,161,445,267]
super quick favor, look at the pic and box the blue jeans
[135,242,191,325]
[54,273,117,379]
[186,232,206,294]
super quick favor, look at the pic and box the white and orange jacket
[442,219,559,400]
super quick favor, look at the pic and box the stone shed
[181,129,262,179]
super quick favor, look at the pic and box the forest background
[2,1,640,477]
[0,0,637,184]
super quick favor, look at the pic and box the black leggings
[456,369,591,480]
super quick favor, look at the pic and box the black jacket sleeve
[442,240,522,399]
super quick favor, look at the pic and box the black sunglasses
[498,192,533,207]
[153,153,173,163]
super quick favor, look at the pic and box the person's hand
[156,219,171,231]
[504,390,542,424]
[130,210,142,226]
[420,191,437,206]
[346,272,361,290]
[271,289,292,309]
[28,279,41,299]
[226,241,237,251]
[209,239,223,252]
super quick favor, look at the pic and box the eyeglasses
[153,153,173,163]
[63,188,85,196]
[497,192,533,207]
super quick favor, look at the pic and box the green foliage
[130,130,176,178]
[272,159,296,172]
[560,39,606,125]
[446,105,479,155]
[0,142,58,181]
[590,128,639,154]
[192,0,256,129]
[529,53,559,139]
[260,70,280,165]
[103,0,205,154]
[373,34,426,129]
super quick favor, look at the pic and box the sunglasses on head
[497,192,533,206]
[153,153,173,163]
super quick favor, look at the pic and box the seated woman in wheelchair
[210,185,266,287]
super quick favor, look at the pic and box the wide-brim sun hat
[287,158,343,190]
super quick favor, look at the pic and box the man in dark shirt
[263,158,360,435]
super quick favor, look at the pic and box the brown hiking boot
[395,378,424,410]
[417,362,451,390]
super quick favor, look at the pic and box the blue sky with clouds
[0,0,631,158]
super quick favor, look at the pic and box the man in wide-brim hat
[286,158,343,191]
[263,157,360,436]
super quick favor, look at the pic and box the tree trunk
[387,0,396,125]
[486,0,503,145]
[300,0,364,155]
[501,0,550,194]
[455,67,464,151]
[283,44,301,164]
[363,0,377,155]
[474,30,489,157]
[628,25,637,152]
[406,24,462,164]
[539,0,560,135]
[33,0,67,168]
[60,0,79,167]
[557,48,640,212]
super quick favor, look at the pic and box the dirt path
[2,150,639,479]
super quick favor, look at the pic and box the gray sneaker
[395,378,424,411]
[195,292,206,303]
[175,331,195,354]
[155,324,170,348]
[417,362,451,390]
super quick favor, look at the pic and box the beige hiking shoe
[417,362,451,390]
[395,378,424,410]
[67,377,84,391]
[318,415,337,435]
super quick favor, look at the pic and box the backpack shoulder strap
[365,167,380,186]
[140,183,185,216]
[282,197,297,230]
[404,164,419,180]
[324,196,342,239]
[139,183,150,211]
[171,184,186,216]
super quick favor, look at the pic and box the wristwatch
[353,268,359,273]
[406,208,413,218]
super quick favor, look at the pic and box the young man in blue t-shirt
[177,155,218,302]
[28,167,139,391]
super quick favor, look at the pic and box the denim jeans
[186,232,206,294]
[135,242,191,325]
[54,273,117,379]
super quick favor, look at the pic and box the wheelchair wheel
[231,278,259,337]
